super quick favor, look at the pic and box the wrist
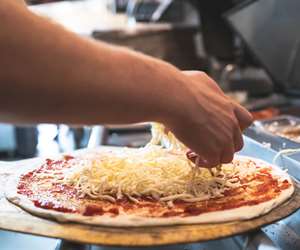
[151,63,191,126]
[109,45,191,125]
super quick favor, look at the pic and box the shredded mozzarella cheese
[49,123,272,203]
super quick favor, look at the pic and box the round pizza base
[5,156,295,227]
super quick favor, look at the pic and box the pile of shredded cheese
[52,123,264,204]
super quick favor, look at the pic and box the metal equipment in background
[225,0,300,95]
[126,0,184,23]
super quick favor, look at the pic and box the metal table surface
[0,136,300,250]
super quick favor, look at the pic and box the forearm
[0,2,253,165]
[0,1,182,125]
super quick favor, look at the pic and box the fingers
[220,142,235,164]
[204,129,243,166]
[233,103,253,131]
[186,151,209,166]
[186,122,243,167]
[231,115,244,152]
[233,125,244,152]
[196,153,220,168]
[187,145,235,168]
[186,148,221,168]
[175,70,252,168]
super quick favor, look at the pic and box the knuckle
[223,132,234,144]
[198,71,208,77]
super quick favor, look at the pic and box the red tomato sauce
[17,156,292,218]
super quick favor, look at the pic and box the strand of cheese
[148,123,187,151]
[273,148,300,165]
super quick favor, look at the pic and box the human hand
[164,71,253,167]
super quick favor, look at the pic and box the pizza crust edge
[5,156,295,227]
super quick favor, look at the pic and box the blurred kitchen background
[1,0,300,160]
[2,1,300,250]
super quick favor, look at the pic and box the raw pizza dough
[6,153,294,227]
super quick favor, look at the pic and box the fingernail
[195,156,208,167]
[186,150,197,159]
